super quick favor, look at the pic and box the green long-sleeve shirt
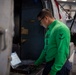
[34,20,70,75]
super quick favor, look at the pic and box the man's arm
[34,48,46,66]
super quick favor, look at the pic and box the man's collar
[47,20,56,30]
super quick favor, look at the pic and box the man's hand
[29,64,36,68]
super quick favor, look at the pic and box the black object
[70,12,76,46]
[11,64,43,74]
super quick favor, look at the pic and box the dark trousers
[42,59,72,75]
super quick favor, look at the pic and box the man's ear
[45,16,48,20]
[45,16,50,20]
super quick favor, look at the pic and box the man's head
[37,9,55,28]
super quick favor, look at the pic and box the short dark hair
[37,8,53,19]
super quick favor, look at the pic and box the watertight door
[21,0,44,60]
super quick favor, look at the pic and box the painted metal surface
[21,0,44,60]
[0,0,14,75]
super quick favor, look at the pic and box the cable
[56,0,69,15]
